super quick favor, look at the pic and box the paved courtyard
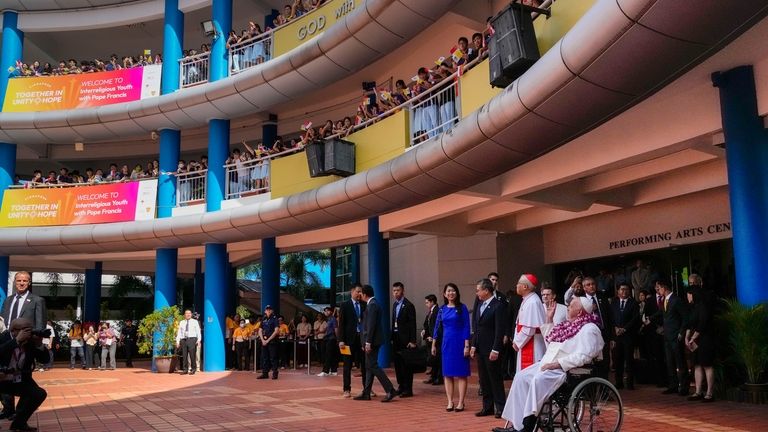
[23,361,768,431]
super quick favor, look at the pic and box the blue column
[261,238,280,314]
[155,249,178,309]
[194,258,204,313]
[0,11,23,103]
[0,143,15,303]
[161,0,184,95]
[203,243,227,371]
[0,257,8,306]
[712,66,768,306]
[84,262,103,324]
[0,11,22,301]
[210,0,233,82]
[206,119,229,211]
[350,244,361,284]
[157,130,180,217]
[368,217,390,366]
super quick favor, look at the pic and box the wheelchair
[535,365,623,432]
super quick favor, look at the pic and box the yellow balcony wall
[270,153,338,199]
[270,110,410,199]
[273,0,361,57]
[346,109,410,172]
[534,0,597,54]
[459,59,502,118]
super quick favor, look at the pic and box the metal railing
[176,169,207,206]
[409,79,460,147]
[179,51,210,88]
[229,32,274,75]
[223,147,303,199]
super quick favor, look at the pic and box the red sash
[516,323,541,369]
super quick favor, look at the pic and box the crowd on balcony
[9,53,162,78]
[19,162,160,188]
[297,32,488,145]
[273,0,327,26]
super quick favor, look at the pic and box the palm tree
[46,272,63,297]
[238,262,262,280]
[281,250,331,300]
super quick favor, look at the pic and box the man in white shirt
[540,286,567,325]
[494,297,604,432]
[175,309,202,375]
[512,274,546,373]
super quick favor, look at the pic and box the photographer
[0,318,49,431]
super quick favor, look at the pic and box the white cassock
[513,292,546,372]
[501,322,605,430]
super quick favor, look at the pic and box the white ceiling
[0,0,146,11]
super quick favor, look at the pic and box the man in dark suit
[354,285,396,402]
[390,282,417,397]
[583,277,612,377]
[338,283,366,398]
[422,294,442,385]
[0,271,46,421]
[0,318,48,432]
[653,278,689,396]
[471,278,507,418]
[610,283,640,389]
[2,272,46,332]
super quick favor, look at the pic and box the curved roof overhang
[1,0,767,255]
[0,0,455,145]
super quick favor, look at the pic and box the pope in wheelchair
[494,296,605,432]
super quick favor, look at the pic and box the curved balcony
[0,0,765,254]
[0,0,456,145]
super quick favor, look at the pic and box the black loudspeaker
[305,139,356,178]
[323,138,355,177]
[305,141,325,177]
[489,2,541,88]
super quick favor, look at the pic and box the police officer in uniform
[257,305,280,380]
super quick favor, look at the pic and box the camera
[32,329,51,339]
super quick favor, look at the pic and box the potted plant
[721,299,768,400]
[137,305,182,373]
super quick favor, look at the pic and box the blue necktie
[354,302,361,332]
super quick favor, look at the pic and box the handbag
[398,345,428,373]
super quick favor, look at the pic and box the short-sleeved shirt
[261,316,279,341]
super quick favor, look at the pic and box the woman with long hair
[432,283,471,412]
[68,321,86,369]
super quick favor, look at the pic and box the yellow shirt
[233,327,251,342]
[278,324,290,338]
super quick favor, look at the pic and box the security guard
[257,305,280,379]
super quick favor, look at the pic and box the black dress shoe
[495,411,503,419]
[399,391,414,398]
[475,409,493,417]
[661,388,677,394]
[434,380,444,385]
[256,375,269,379]
[423,378,435,384]
[353,393,371,401]
[492,427,515,432]
[381,392,396,402]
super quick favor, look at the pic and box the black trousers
[363,345,394,396]
[664,337,688,392]
[323,337,339,373]
[477,353,505,413]
[342,338,365,392]
[261,342,279,377]
[430,343,442,382]
[392,340,413,393]
[181,337,198,372]
[0,378,47,429]
[235,341,249,371]
[613,336,635,386]
[124,340,136,366]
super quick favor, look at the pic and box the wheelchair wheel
[566,377,623,432]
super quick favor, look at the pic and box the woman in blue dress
[432,282,471,412]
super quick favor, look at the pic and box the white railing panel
[176,170,207,206]
[230,33,273,75]
[409,80,460,147]
[179,52,210,88]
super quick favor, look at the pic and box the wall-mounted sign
[273,0,360,56]
[2,65,161,112]
[608,223,732,250]
[0,180,157,227]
